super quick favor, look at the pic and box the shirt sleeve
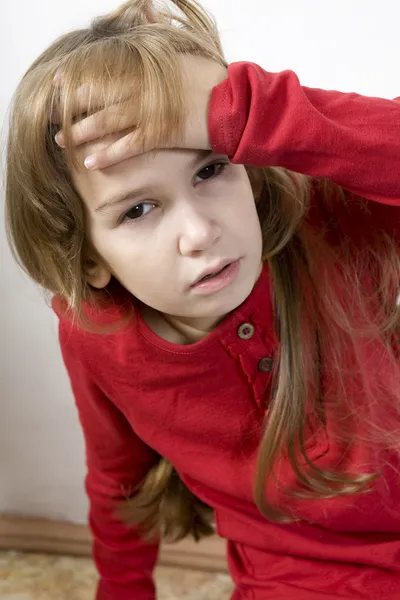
[209,61,400,208]
[58,318,160,600]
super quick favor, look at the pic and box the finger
[51,82,91,125]
[56,103,138,148]
[50,76,133,124]
[84,130,144,169]
[51,82,106,125]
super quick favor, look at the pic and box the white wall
[1,0,399,524]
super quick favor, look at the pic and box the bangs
[54,23,224,169]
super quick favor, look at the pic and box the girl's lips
[191,258,236,287]
[190,259,241,293]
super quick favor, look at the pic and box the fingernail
[55,132,64,146]
[84,156,96,169]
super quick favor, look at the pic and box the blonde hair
[5,0,400,542]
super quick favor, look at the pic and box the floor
[0,550,234,600]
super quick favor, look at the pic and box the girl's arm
[58,317,159,600]
[209,62,400,207]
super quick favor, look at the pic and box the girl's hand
[53,55,227,169]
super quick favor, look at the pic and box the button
[238,323,254,340]
[258,357,274,373]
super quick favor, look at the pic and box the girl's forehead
[73,142,212,177]
[71,146,211,211]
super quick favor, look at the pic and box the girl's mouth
[190,260,241,294]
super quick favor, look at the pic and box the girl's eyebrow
[94,149,213,214]
[95,185,152,214]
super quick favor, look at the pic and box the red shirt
[54,63,400,600]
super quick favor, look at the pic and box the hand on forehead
[55,54,227,170]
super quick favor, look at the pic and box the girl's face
[73,139,263,328]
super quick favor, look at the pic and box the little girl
[5,1,399,599]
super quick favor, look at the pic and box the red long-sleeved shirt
[54,63,400,600]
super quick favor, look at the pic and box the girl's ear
[86,260,112,289]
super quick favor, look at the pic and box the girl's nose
[178,208,222,256]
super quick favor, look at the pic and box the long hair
[5,0,399,541]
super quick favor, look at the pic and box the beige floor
[0,550,234,600]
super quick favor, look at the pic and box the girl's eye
[195,162,227,182]
[121,202,155,223]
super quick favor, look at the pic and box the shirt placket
[220,311,277,415]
